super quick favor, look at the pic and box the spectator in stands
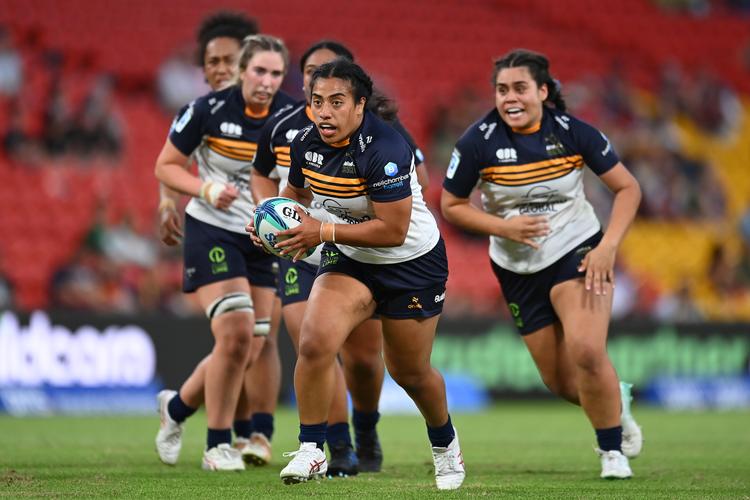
[70,74,123,160]
[100,212,158,268]
[42,79,75,158]
[0,253,14,310]
[2,98,41,164]
[49,247,104,311]
[655,278,704,323]
[0,25,21,97]
[157,43,210,114]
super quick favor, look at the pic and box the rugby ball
[253,197,317,260]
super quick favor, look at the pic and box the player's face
[310,77,365,145]
[495,66,548,131]
[302,48,339,100]
[203,37,242,90]
[239,50,286,109]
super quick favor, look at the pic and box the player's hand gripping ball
[253,197,317,260]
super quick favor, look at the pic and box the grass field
[1,402,749,498]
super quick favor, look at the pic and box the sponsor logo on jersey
[516,186,565,215]
[305,151,324,168]
[496,147,518,163]
[322,199,372,224]
[384,162,398,177]
[434,291,446,303]
[358,133,367,152]
[446,149,461,179]
[554,115,571,130]
[285,129,300,143]
[220,122,242,137]
[600,132,612,156]
[174,105,194,133]
[372,173,409,190]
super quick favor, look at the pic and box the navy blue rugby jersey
[288,110,439,264]
[254,103,424,190]
[168,85,295,234]
[443,106,620,273]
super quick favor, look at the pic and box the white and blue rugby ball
[253,197,317,260]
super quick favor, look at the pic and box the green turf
[1,402,748,498]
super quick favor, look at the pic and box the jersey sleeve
[168,99,207,157]
[389,119,424,166]
[252,118,277,178]
[366,133,414,203]
[442,130,482,198]
[287,134,307,189]
[570,116,620,175]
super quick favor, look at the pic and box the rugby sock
[251,413,274,441]
[233,419,253,439]
[299,422,327,450]
[326,422,353,448]
[167,393,197,423]
[595,425,623,452]
[427,414,455,448]
[352,409,380,434]
[207,428,232,450]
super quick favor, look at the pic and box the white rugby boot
[597,448,633,479]
[239,432,272,466]
[279,442,327,484]
[202,443,246,471]
[155,390,183,465]
[620,381,643,458]
[431,429,465,490]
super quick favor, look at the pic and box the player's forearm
[600,182,641,251]
[155,162,203,198]
[321,218,407,248]
[441,197,502,237]
[251,172,280,203]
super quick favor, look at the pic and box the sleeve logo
[174,105,194,133]
[446,148,461,179]
[384,162,398,177]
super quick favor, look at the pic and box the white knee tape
[253,317,271,337]
[205,293,254,320]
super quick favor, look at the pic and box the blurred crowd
[0,25,123,167]
[1,11,749,322]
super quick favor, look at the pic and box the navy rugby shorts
[316,238,448,319]
[491,231,604,335]
[182,214,277,292]
[277,258,317,306]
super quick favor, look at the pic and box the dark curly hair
[195,11,259,66]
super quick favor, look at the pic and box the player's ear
[355,97,366,116]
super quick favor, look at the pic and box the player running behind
[154,34,294,471]
[440,48,643,479]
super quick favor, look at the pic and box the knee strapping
[254,317,271,337]
[205,293,253,320]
